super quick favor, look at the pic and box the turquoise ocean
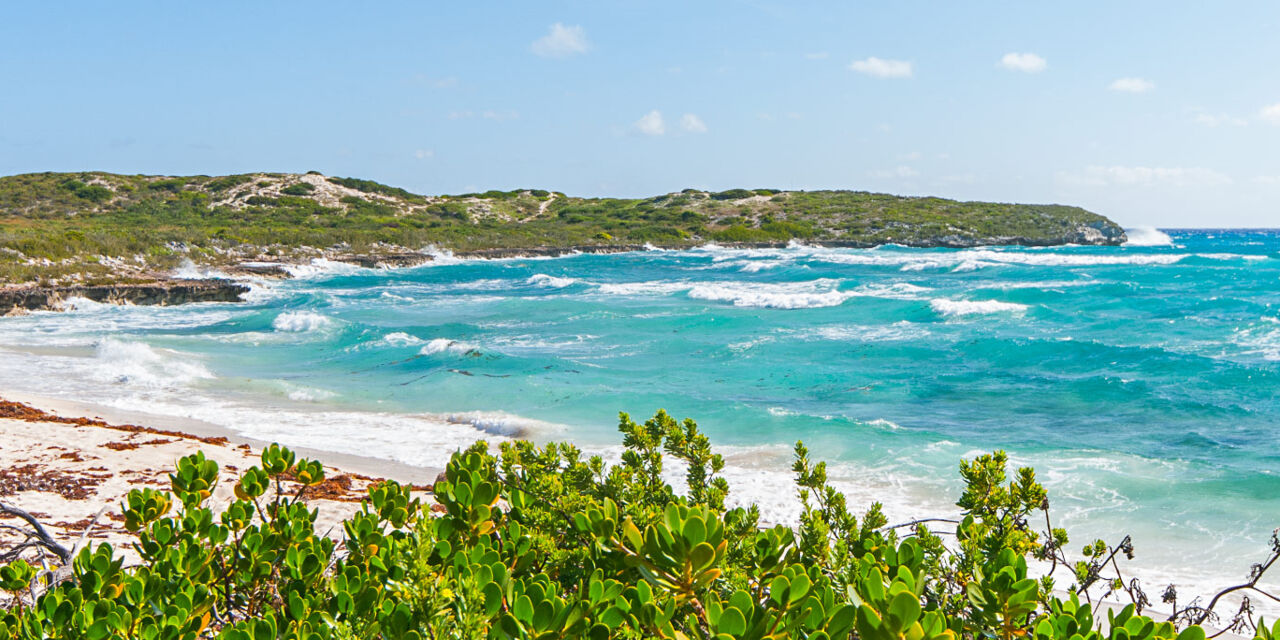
[2,227,1277,596]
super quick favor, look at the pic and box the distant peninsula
[0,171,1125,302]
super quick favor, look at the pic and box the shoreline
[0,391,440,563]
[0,389,443,485]
[0,237,1130,313]
[0,392,443,560]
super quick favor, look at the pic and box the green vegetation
[0,171,1124,285]
[3,410,1266,639]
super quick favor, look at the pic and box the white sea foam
[736,260,783,273]
[281,383,337,402]
[380,332,425,347]
[281,258,368,278]
[271,311,333,332]
[796,321,929,343]
[59,296,114,312]
[419,338,477,355]
[488,334,595,354]
[688,279,853,309]
[1229,319,1280,361]
[960,249,1185,268]
[597,280,691,295]
[93,339,214,388]
[435,411,567,438]
[1123,226,1174,246]
[421,245,463,265]
[929,298,1029,317]
[527,273,577,288]
[1196,253,1270,261]
[865,418,903,430]
[950,259,997,272]
[171,259,228,280]
[851,282,932,299]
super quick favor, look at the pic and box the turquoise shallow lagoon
[2,229,1277,594]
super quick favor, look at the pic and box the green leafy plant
[0,410,1257,639]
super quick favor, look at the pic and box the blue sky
[2,2,1278,227]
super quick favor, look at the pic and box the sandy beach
[0,393,442,559]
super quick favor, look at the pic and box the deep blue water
[1,228,1277,592]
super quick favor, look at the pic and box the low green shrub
[0,410,1248,639]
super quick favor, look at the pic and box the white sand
[0,396,439,560]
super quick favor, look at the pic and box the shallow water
[2,229,1278,596]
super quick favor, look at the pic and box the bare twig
[70,505,110,558]
[880,517,960,531]
[1182,530,1280,628]
[0,502,71,564]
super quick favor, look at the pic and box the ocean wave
[419,338,478,355]
[420,245,463,265]
[527,273,577,288]
[1194,253,1270,261]
[271,311,334,332]
[379,291,415,302]
[597,280,691,295]
[795,321,929,342]
[171,259,229,280]
[736,260,784,273]
[930,298,1029,317]
[688,279,853,309]
[434,410,568,438]
[380,332,425,347]
[1123,226,1174,246]
[93,339,214,388]
[851,282,932,299]
[281,258,369,278]
[955,250,1185,268]
[865,418,903,430]
[1229,319,1280,361]
[796,246,1189,271]
[488,334,595,354]
[58,296,115,312]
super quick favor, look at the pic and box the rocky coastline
[0,279,249,315]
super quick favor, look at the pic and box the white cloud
[531,23,589,58]
[999,52,1047,73]
[1056,165,1232,188]
[680,113,708,133]
[1261,103,1280,125]
[870,166,919,179]
[898,151,923,161]
[635,110,666,136]
[849,57,913,78]
[1194,113,1247,127]
[1253,175,1280,185]
[413,149,433,159]
[1109,77,1154,93]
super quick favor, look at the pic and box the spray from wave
[1123,226,1174,247]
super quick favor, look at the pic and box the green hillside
[0,171,1125,285]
